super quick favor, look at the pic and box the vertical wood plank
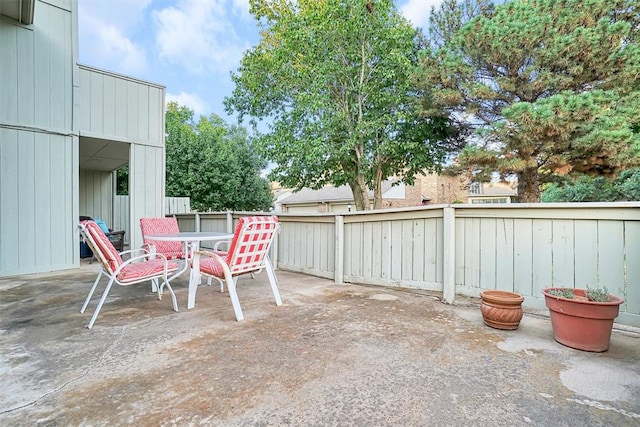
[495,218,514,292]
[1,24,19,123]
[126,80,138,139]
[137,84,149,141]
[412,219,425,281]
[49,135,67,265]
[17,25,35,124]
[17,132,35,269]
[597,220,624,289]
[380,221,392,279]
[0,130,19,273]
[103,75,116,135]
[574,220,598,288]
[423,218,437,282]
[513,218,533,296]
[532,219,553,296]
[390,220,403,280]
[49,6,67,130]
[34,133,52,267]
[624,221,640,315]
[435,217,444,284]
[454,217,465,285]
[370,221,382,279]
[352,223,363,277]
[362,221,373,278]
[34,4,50,127]
[479,218,497,289]
[464,218,481,288]
[551,219,575,287]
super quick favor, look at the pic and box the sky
[78,0,442,124]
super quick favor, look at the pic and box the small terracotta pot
[480,290,524,330]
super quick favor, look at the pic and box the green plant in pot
[541,286,624,352]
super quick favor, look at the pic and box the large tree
[225,0,461,210]
[165,102,273,211]
[417,0,640,202]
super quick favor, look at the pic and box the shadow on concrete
[1,261,639,426]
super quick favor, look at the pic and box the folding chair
[191,215,282,321]
[78,220,179,329]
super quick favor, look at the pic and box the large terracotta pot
[480,290,524,330]
[542,288,624,352]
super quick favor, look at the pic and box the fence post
[443,206,456,304]
[335,215,344,284]
[195,213,200,232]
[226,211,234,233]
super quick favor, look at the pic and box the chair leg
[226,273,244,321]
[81,271,104,313]
[264,257,282,306]
[151,278,159,293]
[87,277,115,329]
[162,280,179,312]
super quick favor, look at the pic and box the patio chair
[191,215,282,321]
[78,220,179,329]
[140,217,184,260]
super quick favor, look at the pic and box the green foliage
[541,167,640,202]
[417,0,640,202]
[546,286,611,301]
[226,0,462,210]
[116,166,128,195]
[547,288,576,299]
[165,102,273,212]
[586,287,611,303]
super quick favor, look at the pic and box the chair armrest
[112,251,171,275]
[118,247,151,257]
[212,239,231,251]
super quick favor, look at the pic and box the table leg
[187,240,201,309]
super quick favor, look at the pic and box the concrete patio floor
[1,261,639,426]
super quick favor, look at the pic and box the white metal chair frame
[191,216,282,321]
[78,221,179,329]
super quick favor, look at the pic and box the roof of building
[280,181,396,205]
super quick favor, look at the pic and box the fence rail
[173,203,640,328]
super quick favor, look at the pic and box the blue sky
[78,0,441,124]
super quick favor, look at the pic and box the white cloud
[231,0,252,18]
[77,0,151,75]
[152,0,248,74]
[166,92,210,118]
[399,0,443,29]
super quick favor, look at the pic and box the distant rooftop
[280,181,396,205]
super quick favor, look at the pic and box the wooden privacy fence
[174,203,640,328]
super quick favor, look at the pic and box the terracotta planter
[542,288,624,352]
[480,290,524,330]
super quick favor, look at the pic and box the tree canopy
[416,0,640,202]
[165,102,273,211]
[225,0,461,210]
[541,167,640,202]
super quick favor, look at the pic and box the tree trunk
[372,161,384,209]
[349,175,369,210]
[517,169,541,203]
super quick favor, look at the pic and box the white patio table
[144,231,233,308]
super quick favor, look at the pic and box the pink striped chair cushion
[117,259,180,283]
[140,217,184,259]
[198,251,229,278]
[82,220,123,273]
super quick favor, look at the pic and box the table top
[144,231,233,242]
